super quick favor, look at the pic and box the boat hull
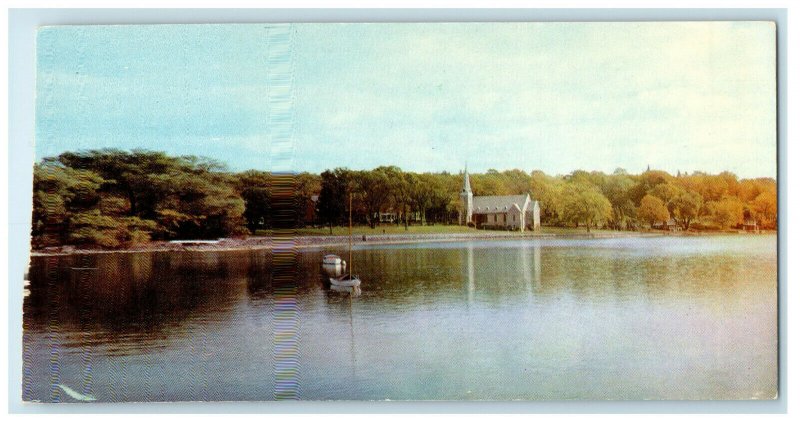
[329,277,361,288]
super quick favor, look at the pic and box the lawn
[257,224,475,236]
[538,226,624,235]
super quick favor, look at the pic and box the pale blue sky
[35,22,776,178]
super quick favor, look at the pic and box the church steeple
[460,163,473,226]
[462,163,472,193]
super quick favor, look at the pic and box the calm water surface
[23,235,777,401]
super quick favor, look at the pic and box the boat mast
[349,192,353,277]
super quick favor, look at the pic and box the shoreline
[29,230,773,257]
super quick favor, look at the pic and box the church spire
[460,162,473,226]
[462,163,472,193]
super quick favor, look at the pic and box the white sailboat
[330,193,361,288]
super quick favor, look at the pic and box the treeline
[31,149,777,249]
[31,149,319,248]
[529,168,776,232]
[316,166,777,233]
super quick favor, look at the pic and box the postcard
[24,22,777,402]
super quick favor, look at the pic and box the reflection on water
[23,235,777,401]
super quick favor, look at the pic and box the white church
[459,167,541,232]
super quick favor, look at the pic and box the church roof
[471,194,530,214]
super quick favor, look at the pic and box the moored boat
[326,193,363,290]
[322,254,346,267]
[329,273,361,288]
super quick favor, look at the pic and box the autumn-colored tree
[637,194,670,228]
[750,191,777,229]
[707,196,745,229]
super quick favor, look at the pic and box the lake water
[22,235,777,401]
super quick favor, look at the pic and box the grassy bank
[257,225,634,237]
[257,224,769,237]
[257,225,476,237]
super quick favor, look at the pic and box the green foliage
[317,168,354,232]
[356,167,393,228]
[32,150,249,248]
[557,182,613,232]
[600,172,637,230]
[670,191,703,230]
[66,211,158,248]
[31,149,779,249]
[648,183,682,214]
[99,195,131,216]
[530,170,564,224]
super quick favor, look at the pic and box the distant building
[379,212,397,223]
[459,166,541,232]
[742,219,760,232]
[653,218,679,231]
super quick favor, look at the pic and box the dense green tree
[600,172,637,230]
[389,171,415,229]
[31,163,106,247]
[420,172,457,224]
[152,171,246,239]
[557,182,612,232]
[530,170,564,225]
[670,190,703,230]
[236,170,271,233]
[471,170,510,196]
[357,168,392,228]
[317,168,353,233]
[407,173,431,224]
[294,172,322,228]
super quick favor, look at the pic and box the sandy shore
[28,230,695,256]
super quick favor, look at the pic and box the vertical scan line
[77,256,94,401]
[266,23,300,401]
[22,285,33,401]
[272,216,299,401]
[46,256,61,403]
